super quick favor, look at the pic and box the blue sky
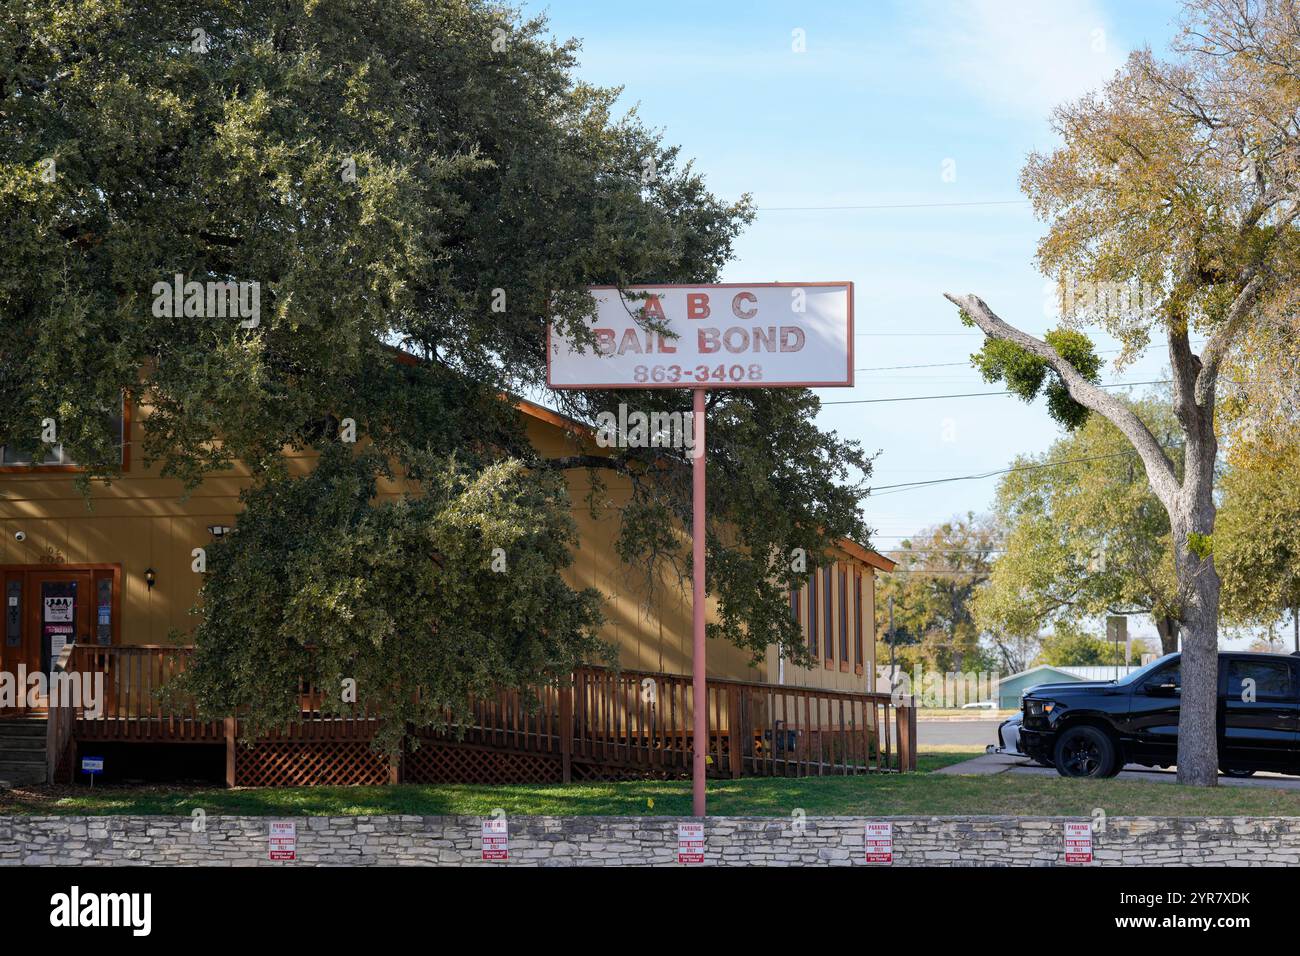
[526,0,1191,642]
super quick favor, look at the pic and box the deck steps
[0,718,48,787]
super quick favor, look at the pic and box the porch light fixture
[145,568,156,590]
[207,525,232,537]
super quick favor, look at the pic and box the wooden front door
[1,567,112,713]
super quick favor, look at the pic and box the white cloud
[914,0,1126,119]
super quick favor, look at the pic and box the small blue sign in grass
[80,756,104,786]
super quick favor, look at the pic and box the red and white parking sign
[865,822,893,864]
[677,823,705,864]
[268,821,296,861]
[482,816,509,861]
[1064,821,1093,864]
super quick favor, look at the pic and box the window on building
[838,565,848,665]
[823,566,833,664]
[854,571,864,669]
[1,399,125,467]
[807,574,818,657]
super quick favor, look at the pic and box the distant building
[995,664,1144,709]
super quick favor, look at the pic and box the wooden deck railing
[55,645,917,779]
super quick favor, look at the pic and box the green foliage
[1,0,752,485]
[1186,532,1214,560]
[1035,621,1149,667]
[1216,440,1300,632]
[1,1,870,737]
[975,394,1182,649]
[171,446,610,751]
[874,514,998,673]
[968,327,1101,431]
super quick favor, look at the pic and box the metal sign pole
[691,387,708,817]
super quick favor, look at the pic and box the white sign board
[677,822,705,864]
[548,283,854,389]
[44,597,74,623]
[865,821,893,864]
[1064,821,1093,864]
[268,821,296,861]
[482,816,509,861]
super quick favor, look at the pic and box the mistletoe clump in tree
[2,1,871,746]
[945,0,1300,785]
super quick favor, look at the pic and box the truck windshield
[1115,652,1179,686]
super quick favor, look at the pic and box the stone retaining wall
[2,815,1298,866]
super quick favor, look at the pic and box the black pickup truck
[1019,651,1300,778]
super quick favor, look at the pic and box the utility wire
[823,379,1170,406]
[852,342,1204,374]
[758,199,1032,212]
[868,443,1182,496]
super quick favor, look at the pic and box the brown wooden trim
[0,563,122,573]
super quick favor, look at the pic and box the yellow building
[1,397,890,688]
[0,395,906,786]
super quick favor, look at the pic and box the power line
[852,341,1205,373]
[823,379,1170,406]
[758,199,1032,212]
[856,360,977,371]
[868,443,1181,496]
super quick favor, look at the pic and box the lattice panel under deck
[235,740,390,787]
[404,740,562,785]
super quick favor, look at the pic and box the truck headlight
[1027,699,1057,716]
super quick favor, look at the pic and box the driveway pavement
[917,718,1002,749]
[935,751,1300,790]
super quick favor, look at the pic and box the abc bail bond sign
[548,283,853,389]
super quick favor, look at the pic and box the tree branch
[944,292,1181,510]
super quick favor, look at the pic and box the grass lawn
[5,751,1300,817]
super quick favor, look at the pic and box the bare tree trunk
[1169,507,1220,785]
[1167,325,1221,786]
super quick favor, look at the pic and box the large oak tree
[1,1,871,745]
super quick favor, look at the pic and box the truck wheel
[1053,725,1116,778]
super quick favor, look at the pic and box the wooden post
[907,704,917,771]
[895,702,916,772]
[728,686,742,779]
[559,683,573,784]
[388,751,401,785]
[224,716,236,788]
